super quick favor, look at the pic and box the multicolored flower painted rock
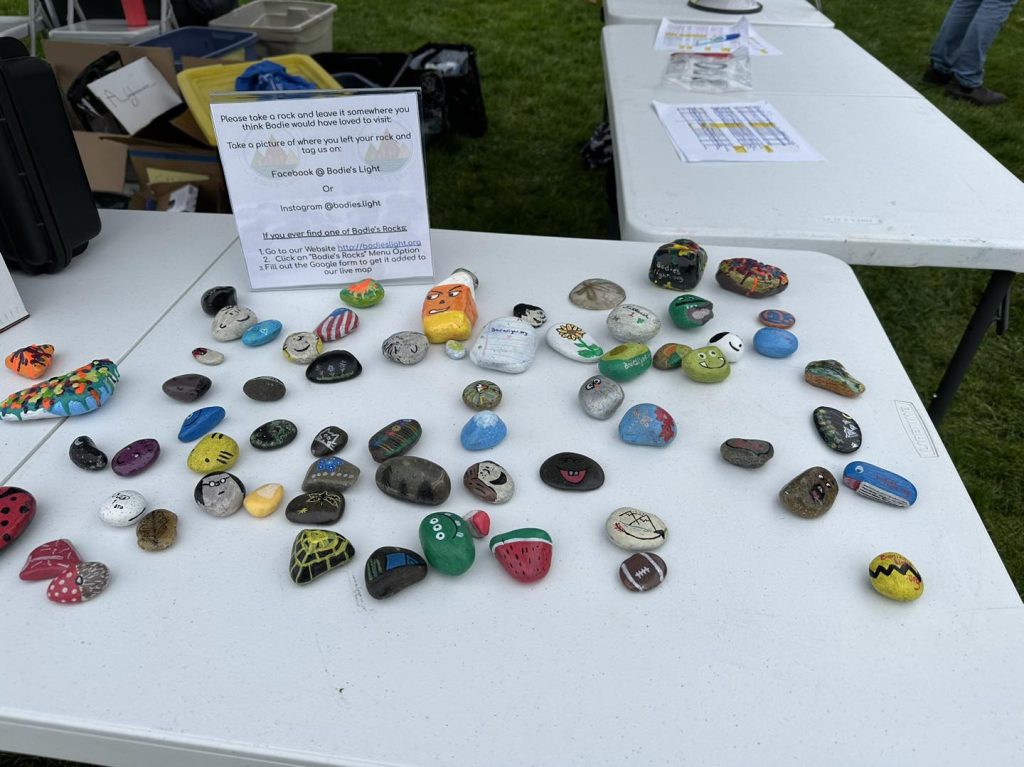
[211,305,257,341]
[513,303,547,328]
[490,528,553,583]
[136,509,177,551]
[653,343,690,370]
[606,508,667,551]
[607,304,661,344]
[619,552,667,593]
[200,285,236,316]
[708,331,744,363]
[187,433,240,473]
[598,343,652,383]
[842,461,917,507]
[568,278,626,310]
[244,483,284,517]
[315,308,359,342]
[545,322,603,362]
[445,340,466,359]
[340,278,384,308]
[178,407,226,442]
[5,344,54,379]
[681,345,730,383]
[753,327,798,358]
[758,309,795,329]
[463,461,514,504]
[720,438,774,468]
[47,561,110,604]
[463,509,491,537]
[305,350,362,383]
[648,239,707,291]
[249,419,298,450]
[869,552,923,601]
[98,490,147,527]
[69,435,107,470]
[382,331,429,365]
[285,491,344,525]
[805,359,865,398]
[618,403,676,447]
[194,472,245,517]
[779,467,838,518]
[243,375,286,402]
[375,456,451,505]
[462,380,502,410]
[163,373,211,403]
[368,418,422,462]
[539,452,604,491]
[289,529,355,584]
[419,511,475,575]
[191,347,224,366]
[311,425,347,457]
[242,319,283,347]
[469,316,538,374]
[715,258,789,298]
[19,538,80,580]
[813,406,861,453]
[302,457,360,492]
[460,412,507,451]
[281,331,321,364]
[364,546,428,599]
[111,438,160,477]
[0,486,36,551]
[422,268,479,344]
[0,359,120,421]
[578,375,625,420]
[668,294,713,328]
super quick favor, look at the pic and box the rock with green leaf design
[545,322,604,363]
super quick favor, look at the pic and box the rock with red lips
[779,466,838,518]
[539,452,604,491]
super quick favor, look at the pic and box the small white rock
[99,490,147,527]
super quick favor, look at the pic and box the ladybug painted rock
[46,561,110,604]
[0,486,36,552]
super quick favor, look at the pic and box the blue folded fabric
[235,61,316,91]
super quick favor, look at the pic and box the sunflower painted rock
[289,529,355,584]
[0,359,119,421]
[5,344,54,379]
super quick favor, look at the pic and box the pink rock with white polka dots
[46,561,109,604]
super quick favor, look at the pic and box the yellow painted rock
[869,552,923,602]
[244,483,284,517]
[187,432,239,473]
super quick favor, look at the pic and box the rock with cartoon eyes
[681,345,730,383]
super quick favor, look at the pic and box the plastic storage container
[134,26,259,70]
[209,0,336,55]
[310,52,410,88]
[0,16,30,40]
[48,18,162,45]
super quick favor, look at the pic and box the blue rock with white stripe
[842,461,917,507]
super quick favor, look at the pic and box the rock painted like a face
[463,460,513,504]
[681,345,731,383]
[779,467,838,518]
[282,331,322,362]
[708,331,744,363]
[217,306,253,330]
[424,284,465,316]
[199,472,244,510]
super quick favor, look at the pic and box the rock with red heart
[19,538,80,580]
[618,552,667,593]
[489,528,552,583]
[46,561,110,604]
[0,486,36,552]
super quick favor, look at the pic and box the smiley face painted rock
[606,507,667,551]
[513,303,547,328]
[47,561,110,604]
[708,331,744,363]
[779,467,838,518]
[578,375,625,420]
[382,331,429,366]
[869,552,923,601]
[187,433,240,473]
[0,486,36,551]
[211,305,258,341]
[419,511,475,575]
[463,460,515,504]
[681,345,730,383]
[281,331,322,364]
[539,452,604,491]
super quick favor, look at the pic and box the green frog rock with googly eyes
[681,345,731,383]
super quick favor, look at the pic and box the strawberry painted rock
[20,538,80,580]
[489,527,552,583]
[47,561,110,604]
[0,486,36,551]
[463,509,490,538]
[5,344,54,379]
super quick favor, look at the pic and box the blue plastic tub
[135,27,259,70]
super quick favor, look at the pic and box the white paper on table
[655,17,781,56]
[652,100,823,163]
[85,58,182,135]
[0,251,28,332]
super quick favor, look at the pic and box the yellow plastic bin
[209,0,336,56]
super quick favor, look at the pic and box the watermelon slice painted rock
[489,528,552,584]
[20,538,80,580]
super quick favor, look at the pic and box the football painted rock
[619,552,667,593]
[489,528,552,583]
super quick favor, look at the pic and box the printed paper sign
[86,58,182,135]
[655,18,781,56]
[211,91,433,289]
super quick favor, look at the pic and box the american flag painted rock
[315,308,359,342]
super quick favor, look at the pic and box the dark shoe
[923,64,952,85]
[947,81,1007,106]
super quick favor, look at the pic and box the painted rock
[281,331,322,364]
[813,406,862,453]
[136,509,177,551]
[364,546,428,599]
[69,435,107,470]
[513,303,547,328]
[708,331,744,363]
[606,508,667,551]
[311,425,347,457]
[462,380,502,410]
[244,483,284,517]
[681,345,730,383]
[187,432,240,473]
[539,452,604,491]
[653,343,689,370]
[469,317,538,374]
[249,419,298,450]
[285,491,345,525]
[194,472,245,517]
[716,258,789,298]
[192,347,224,366]
[315,308,359,341]
[382,331,429,365]
[753,327,798,358]
[619,552,667,593]
[606,304,662,344]
[419,511,475,575]
[779,467,838,518]
[200,285,236,315]
[463,461,514,504]
[19,538,80,580]
[805,359,865,398]
[579,375,625,420]
[47,561,110,604]
[464,509,491,537]
[545,322,604,363]
[305,350,362,383]
[422,268,479,344]
[178,406,226,442]
[243,375,286,402]
[340,278,384,308]
[720,438,774,468]
[0,486,35,550]
[5,344,54,379]
[490,528,552,583]
[162,373,211,403]
[242,319,283,347]
[0,359,120,420]
[648,238,707,290]
[460,411,508,451]
[668,294,713,328]
[618,403,677,447]
[598,343,652,383]
[302,457,360,492]
[368,418,422,462]
[869,552,924,602]
[98,490,146,527]
[445,340,466,360]
[289,529,355,584]
[758,309,795,329]
[568,278,626,310]
[211,305,257,341]
[843,461,917,507]
[375,456,451,505]
[111,438,160,477]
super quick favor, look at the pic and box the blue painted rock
[368,419,422,462]
[513,303,547,328]
[667,294,713,328]
[462,380,502,410]
[19,538,80,580]
[568,279,625,310]
[187,433,240,473]
[708,331,744,363]
[111,438,160,477]
[289,529,355,584]
[163,373,212,403]
[0,359,120,420]
[619,552,667,592]
[302,457,360,492]
[869,552,924,601]
[305,351,362,383]
[194,472,245,517]
[606,507,667,551]
[69,436,107,470]
[314,308,358,342]
[578,375,625,420]
[211,305,257,341]
[720,438,774,468]
[469,317,539,374]
[242,319,283,347]
[545,322,604,362]
[382,331,429,365]
[47,561,110,604]
[652,343,690,370]
[606,304,661,344]
[805,359,865,397]
[0,487,36,551]
[813,406,861,453]
[618,403,677,447]
[598,343,652,383]
[460,411,508,450]
[490,528,553,583]
[648,239,707,291]
[463,460,515,504]
[178,406,226,442]
[445,340,466,359]
[285,491,345,525]
[281,331,322,364]
[779,467,838,518]
[98,489,146,527]
[311,425,347,456]
[716,258,789,297]
[191,347,224,366]
[419,512,475,575]
[842,461,917,507]
[464,509,491,537]
[136,509,177,551]
[364,546,428,599]
[681,345,730,383]
[539,452,604,491]
[758,309,795,329]
[375,456,451,505]
[249,419,298,450]
[200,285,236,316]
[753,327,798,358]
[243,376,285,402]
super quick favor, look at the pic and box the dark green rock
[249,419,298,450]
[813,406,862,453]
[243,376,286,402]
[375,456,451,505]
[285,491,345,524]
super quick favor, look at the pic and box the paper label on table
[652,100,823,162]
[655,18,781,56]
[0,250,28,332]
[211,91,433,290]
[86,58,182,135]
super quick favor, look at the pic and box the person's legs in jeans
[930,0,984,74]
[948,0,1018,87]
